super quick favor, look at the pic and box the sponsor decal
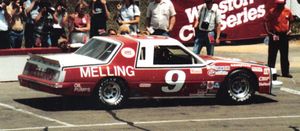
[212,66,230,71]
[231,63,251,67]
[207,81,221,90]
[189,89,207,96]
[259,82,270,86]
[264,68,270,75]
[207,81,214,89]
[74,83,91,93]
[215,71,228,75]
[139,83,151,88]
[199,81,207,89]
[259,76,270,82]
[207,69,216,76]
[213,82,220,89]
[80,66,135,78]
[121,47,135,58]
[251,67,263,72]
[190,68,202,74]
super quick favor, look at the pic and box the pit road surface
[0,40,300,131]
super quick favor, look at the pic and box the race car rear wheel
[224,69,255,103]
[95,77,128,108]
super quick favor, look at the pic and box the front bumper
[18,75,95,96]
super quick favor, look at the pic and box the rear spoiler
[28,53,61,68]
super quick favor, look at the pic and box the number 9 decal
[162,70,186,93]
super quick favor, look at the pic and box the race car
[19,35,279,108]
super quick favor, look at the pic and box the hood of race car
[43,53,104,67]
[200,55,266,65]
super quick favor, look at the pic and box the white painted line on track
[280,87,300,95]
[0,102,74,126]
[2,115,300,131]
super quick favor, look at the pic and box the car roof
[92,35,181,46]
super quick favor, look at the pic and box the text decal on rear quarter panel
[80,66,135,78]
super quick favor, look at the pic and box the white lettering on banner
[220,5,265,30]
[80,66,135,78]
[185,6,202,23]
[179,24,195,42]
[181,0,266,42]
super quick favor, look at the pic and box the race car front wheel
[95,77,128,108]
[224,69,255,103]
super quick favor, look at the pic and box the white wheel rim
[100,81,121,105]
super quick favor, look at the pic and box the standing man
[264,0,294,78]
[146,0,176,36]
[193,0,221,56]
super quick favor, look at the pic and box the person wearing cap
[264,0,294,78]
[193,0,221,56]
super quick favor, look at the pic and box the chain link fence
[106,0,149,32]
[60,0,149,32]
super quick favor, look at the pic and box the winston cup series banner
[171,0,274,43]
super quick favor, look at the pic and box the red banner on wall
[171,0,275,43]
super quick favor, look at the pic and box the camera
[201,21,210,30]
[37,1,55,14]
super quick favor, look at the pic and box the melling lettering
[80,66,135,78]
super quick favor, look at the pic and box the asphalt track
[0,40,300,131]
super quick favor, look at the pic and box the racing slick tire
[222,69,255,104]
[95,77,128,108]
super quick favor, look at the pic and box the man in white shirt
[193,0,221,56]
[0,1,10,49]
[146,0,176,36]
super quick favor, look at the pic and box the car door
[134,44,208,97]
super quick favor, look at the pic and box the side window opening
[140,47,146,60]
[153,46,195,65]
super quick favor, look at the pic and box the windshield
[75,39,118,61]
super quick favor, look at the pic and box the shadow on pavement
[14,95,277,111]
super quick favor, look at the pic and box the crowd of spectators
[0,0,178,50]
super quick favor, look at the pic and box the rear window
[75,39,118,61]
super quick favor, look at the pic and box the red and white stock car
[19,35,279,108]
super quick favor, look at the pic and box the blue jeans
[193,30,215,56]
[10,30,24,48]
